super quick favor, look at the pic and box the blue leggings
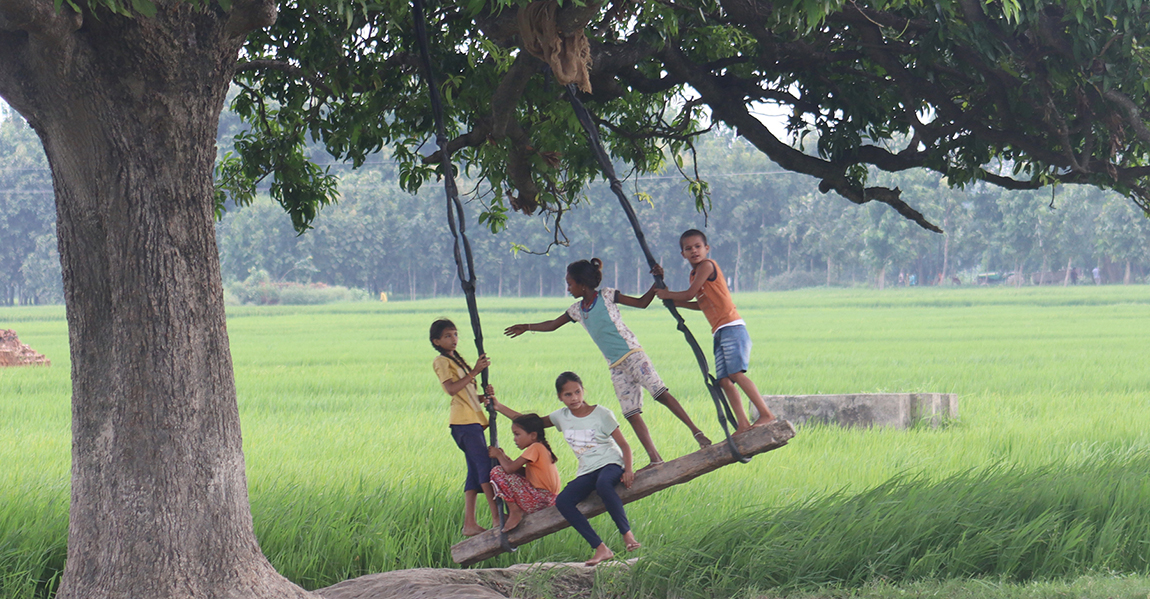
[450,424,491,492]
[554,464,630,548]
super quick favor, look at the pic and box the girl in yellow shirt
[431,318,498,537]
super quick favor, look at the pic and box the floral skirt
[489,465,557,514]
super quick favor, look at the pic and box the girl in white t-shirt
[504,259,712,468]
[491,371,641,566]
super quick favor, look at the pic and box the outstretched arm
[656,260,714,303]
[505,313,572,337]
[674,299,701,310]
[487,396,555,428]
[615,264,665,309]
[488,395,522,420]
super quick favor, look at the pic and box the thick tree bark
[0,1,309,598]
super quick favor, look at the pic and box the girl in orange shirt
[487,413,561,532]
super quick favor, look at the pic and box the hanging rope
[563,84,749,463]
[411,0,515,551]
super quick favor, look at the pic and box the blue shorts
[713,324,752,380]
[450,423,491,492]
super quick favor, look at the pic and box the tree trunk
[758,240,766,291]
[0,3,308,598]
[1063,258,1072,286]
[733,240,742,292]
[1125,259,1132,284]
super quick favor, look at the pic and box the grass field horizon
[3,285,1150,598]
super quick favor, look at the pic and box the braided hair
[513,413,558,464]
[429,318,472,373]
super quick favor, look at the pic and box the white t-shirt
[549,405,623,478]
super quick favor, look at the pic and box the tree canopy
[221,0,1150,235]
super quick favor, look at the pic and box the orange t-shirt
[520,442,561,495]
[690,259,741,333]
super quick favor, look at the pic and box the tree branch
[0,0,80,37]
[491,52,543,138]
[225,0,276,39]
[1104,89,1150,144]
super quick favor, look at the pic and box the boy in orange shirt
[657,229,775,432]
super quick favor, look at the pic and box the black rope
[412,0,515,551]
[563,84,748,463]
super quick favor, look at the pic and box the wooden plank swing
[413,1,798,568]
[451,418,795,565]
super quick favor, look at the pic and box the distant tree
[1095,196,1150,283]
[19,232,63,303]
[217,197,315,283]
[0,115,54,304]
[993,190,1044,284]
[862,203,915,288]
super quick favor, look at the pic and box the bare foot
[752,416,776,427]
[694,431,712,448]
[585,543,615,566]
[734,423,753,435]
[462,525,487,537]
[638,460,664,472]
[501,511,523,533]
[624,531,642,552]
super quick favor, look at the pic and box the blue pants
[450,424,491,492]
[554,464,630,548]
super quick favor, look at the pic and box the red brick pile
[0,329,50,367]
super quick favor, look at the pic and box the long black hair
[429,318,472,373]
[555,371,583,394]
[513,413,557,463]
[566,258,603,289]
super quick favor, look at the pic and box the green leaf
[130,0,156,17]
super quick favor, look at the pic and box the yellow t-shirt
[433,354,489,427]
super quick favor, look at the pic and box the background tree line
[3,107,1149,306]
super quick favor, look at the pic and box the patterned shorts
[489,466,557,514]
[609,351,667,419]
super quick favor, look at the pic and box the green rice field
[2,286,1150,598]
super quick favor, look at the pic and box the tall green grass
[2,286,1150,597]
[627,452,1150,597]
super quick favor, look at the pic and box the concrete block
[762,393,957,429]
